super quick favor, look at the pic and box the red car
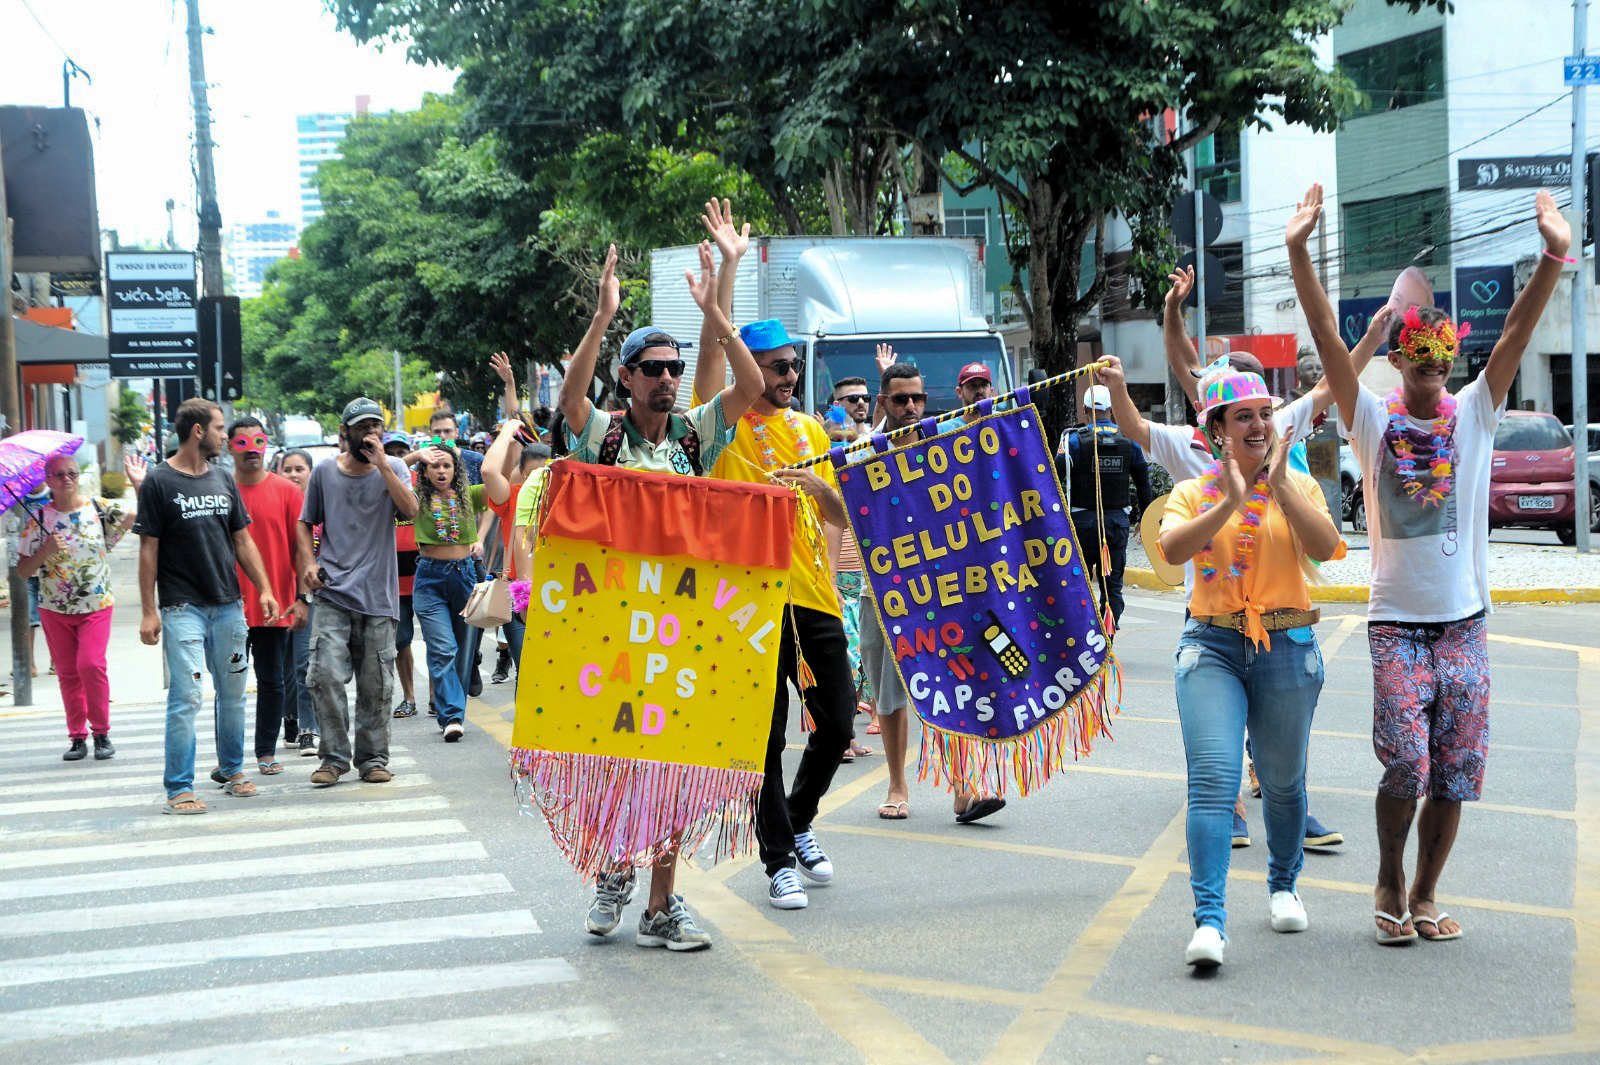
[1489,411,1578,543]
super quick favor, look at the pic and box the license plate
[1517,495,1556,510]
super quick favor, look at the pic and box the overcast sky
[2,0,457,247]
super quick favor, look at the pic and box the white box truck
[648,236,1010,415]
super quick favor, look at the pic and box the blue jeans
[162,600,249,799]
[288,607,316,734]
[1174,618,1323,934]
[412,556,475,727]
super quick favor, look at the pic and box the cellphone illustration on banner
[980,610,1029,678]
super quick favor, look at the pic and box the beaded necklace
[1384,388,1457,507]
[743,409,813,471]
[1194,461,1271,582]
[429,493,462,542]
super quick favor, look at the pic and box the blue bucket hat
[739,319,802,354]
[619,326,682,366]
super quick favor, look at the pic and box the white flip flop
[1375,909,1418,944]
[1414,912,1463,941]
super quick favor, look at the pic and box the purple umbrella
[0,430,85,516]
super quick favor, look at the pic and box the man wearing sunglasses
[695,305,858,914]
[831,377,873,439]
[558,241,764,952]
[229,417,311,777]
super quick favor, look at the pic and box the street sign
[1565,56,1600,85]
[1455,265,1515,350]
[106,251,198,379]
[198,295,243,402]
[1174,250,1226,308]
[1170,191,1223,248]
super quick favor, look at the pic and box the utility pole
[0,141,33,705]
[186,0,223,301]
[1574,0,1592,553]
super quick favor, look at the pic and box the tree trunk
[822,162,849,236]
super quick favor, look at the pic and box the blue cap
[619,326,682,366]
[739,319,802,354]
[382,431,410,447]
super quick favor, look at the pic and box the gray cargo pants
[307,601,397,775]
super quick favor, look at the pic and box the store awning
[12,316,108,364]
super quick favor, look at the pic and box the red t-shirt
[487,482,522,580]
[396,468,419,596]
[236,473,303,628]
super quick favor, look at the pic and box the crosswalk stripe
[0,756,420,793]
[0,873,514,939]
[0,793,452,844]
[2,728,420,754]
[66,1006,616,1064]
[6,818,469,870]
[0,908,542,990]
[0,958,578,1045]
[5,840,488,900]
[0,773,434,817]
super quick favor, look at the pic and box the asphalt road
[1,567,1595,1064]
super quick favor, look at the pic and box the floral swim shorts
[1368,615,1490,802]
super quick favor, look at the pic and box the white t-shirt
[1143,395,1317,597]
[1348,375,1503,623]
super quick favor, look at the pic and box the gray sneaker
[636,894,712,952]
[585,870,636,937]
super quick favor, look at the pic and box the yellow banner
[514,536,787,772]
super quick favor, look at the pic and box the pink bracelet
[1544,249,1577,264]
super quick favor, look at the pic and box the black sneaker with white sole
[768,867,808,910]
[793,829,834,883]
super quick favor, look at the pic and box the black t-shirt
[132,461,251,609]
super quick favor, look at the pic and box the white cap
[1084,385,1113,410]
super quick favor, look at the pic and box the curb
[1122,567,1600,605]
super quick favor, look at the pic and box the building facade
[228,211,298,299]
[296,98,368,226]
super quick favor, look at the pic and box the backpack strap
[92,498,110,537]
[596,411,629,467]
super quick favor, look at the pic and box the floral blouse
[20,499,129,614]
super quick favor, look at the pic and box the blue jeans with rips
[412,556,476,728]
[161,600,250,799]
[1174,618,1323,935]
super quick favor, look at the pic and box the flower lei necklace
[1384,388,1456,507]
[429,492,462,542]
[743,409,813,471]
[1195,461,1271,582]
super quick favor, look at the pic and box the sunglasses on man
[885,392,928,407]
[836,393,870,405]
[763,358,805,378]
[626,359,686,378]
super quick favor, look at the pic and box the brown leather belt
[1192,608,1320,634]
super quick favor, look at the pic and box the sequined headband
[1397,305,1468,365]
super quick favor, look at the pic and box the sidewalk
[1125,528,1600,603]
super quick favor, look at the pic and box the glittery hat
[1199,370,1277,418]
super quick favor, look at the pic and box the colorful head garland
[1397,306,1468,365]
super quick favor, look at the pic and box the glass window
[1494,415,1572,453]
[1342,189,1447,274]
[1195,123,1241,203]
[1339,29,1445,117]
[813,336,1008,416]
[945,207,989,243]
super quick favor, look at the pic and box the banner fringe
[508,750,762,883]
[915,651,1123,800]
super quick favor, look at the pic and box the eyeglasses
[763,358,805,377]
[230,432,270,453]
[885,393,928,407]
[46,469,79,480]
[627,359,686,378]
[837,393,870,404]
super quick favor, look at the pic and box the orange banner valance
[542,461,796,570]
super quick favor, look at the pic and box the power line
[16,0,76,63]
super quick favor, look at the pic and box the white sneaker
[1269,890,1308,932]
[1185,925,1225,967]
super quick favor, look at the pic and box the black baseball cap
[342,397,384,426]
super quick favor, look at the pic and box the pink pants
[39,607,113,739]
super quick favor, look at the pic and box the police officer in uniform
[1057,385,1153,626]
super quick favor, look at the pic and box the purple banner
[836,406,1112,754]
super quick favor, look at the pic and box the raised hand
[875,343,897,374]
[123,452,147,491]
[490,351,515,385]
[1363,305,1395,345]
[686,241,719,313]
[1535,188,1572,255]
[1219,437,1249,506]
[1164,266,1194,310]
[596,244,620,323]
[1095,355,1126,389]
[701,197,751,262]
[1286,183,1324,248]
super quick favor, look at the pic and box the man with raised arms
[1288,182,1570,945]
